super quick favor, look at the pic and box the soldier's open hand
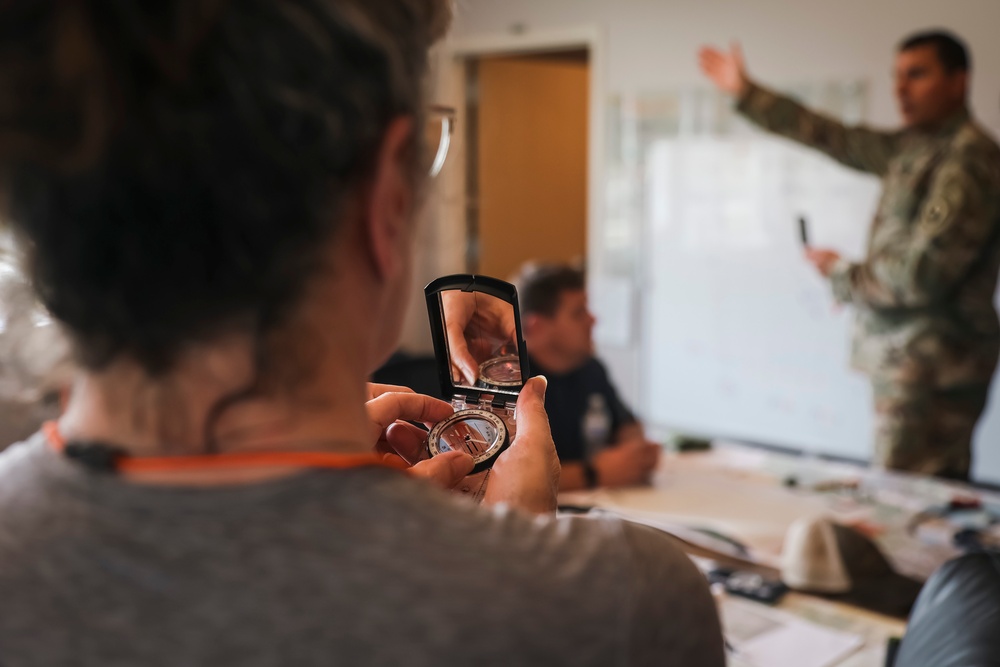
[698,42,750,97]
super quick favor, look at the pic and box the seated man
[518,264,661,491]
[0,2,722,666]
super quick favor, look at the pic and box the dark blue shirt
[529,355,636,463]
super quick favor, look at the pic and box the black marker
[798,216,810,247]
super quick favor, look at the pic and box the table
[560,442,1000,666]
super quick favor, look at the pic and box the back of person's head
[0,0,450,377]
[515,263,586,319]
[899,30,970,73]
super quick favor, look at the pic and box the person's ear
[956,71,969,99]
[365,116,416,282]
[947,70,969,102]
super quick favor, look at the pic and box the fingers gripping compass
[424,275,530,496]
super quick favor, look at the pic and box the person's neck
[57,334,374,484]
[915,104,968,134]
[53,225,404,485]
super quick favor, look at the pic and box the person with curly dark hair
[0,2,723,665]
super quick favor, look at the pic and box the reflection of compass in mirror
[477,354,522,390]
[427,409,509,473]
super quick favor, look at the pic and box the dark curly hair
[0,0,450,375]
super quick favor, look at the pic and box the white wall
[447,0,1000,475]
[453,0,1000,133]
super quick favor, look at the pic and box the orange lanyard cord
[42,421,410,474]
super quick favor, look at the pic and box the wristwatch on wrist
[582,460,599,489]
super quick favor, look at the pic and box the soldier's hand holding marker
[799,215,844,277]
[805,248,843,277]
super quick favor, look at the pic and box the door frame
[437,25,606,274]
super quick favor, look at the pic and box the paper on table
[723,598,864,667]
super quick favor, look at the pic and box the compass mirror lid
[424,274,530,401]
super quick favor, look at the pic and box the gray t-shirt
[0,434,724,666]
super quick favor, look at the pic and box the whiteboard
[621,87,1000,482]
[641,136,877,460]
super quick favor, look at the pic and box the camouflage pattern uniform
[738,82,1000,479]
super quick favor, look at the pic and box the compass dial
[427,409,509,472]
[477,354,522,389]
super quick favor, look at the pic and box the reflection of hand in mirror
[441,291,518,386]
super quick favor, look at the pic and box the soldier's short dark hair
[517,265,586,318]
[899,30,970,73]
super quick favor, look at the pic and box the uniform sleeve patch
[923,195,953,235]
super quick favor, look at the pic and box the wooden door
[475,54,589,280]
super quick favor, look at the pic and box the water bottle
[582,393,612,459]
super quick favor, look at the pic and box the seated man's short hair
[516,264,585,318]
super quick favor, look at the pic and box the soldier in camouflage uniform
[700,32,1000,479]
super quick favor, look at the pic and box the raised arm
[699,43,902,175]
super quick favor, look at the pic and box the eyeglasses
[425,105,456,178]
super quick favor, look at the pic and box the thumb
[410,450,475,490]
[732,41,745,68]
[514,376,550,436]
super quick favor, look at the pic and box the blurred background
[398,0,1000,481]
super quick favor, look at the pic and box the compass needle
[427,409,508,474]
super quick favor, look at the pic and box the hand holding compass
[423,275,549,503]
[365,383,475,490]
